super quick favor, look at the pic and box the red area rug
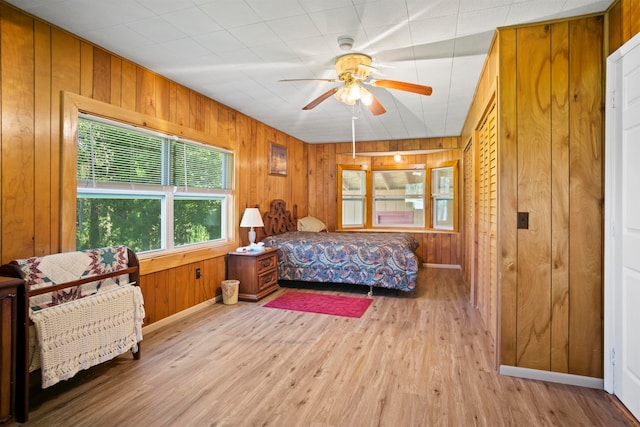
[263,291,372,318]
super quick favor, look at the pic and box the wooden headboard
[262,199,298,236]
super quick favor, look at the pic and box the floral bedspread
[262,232,419,292]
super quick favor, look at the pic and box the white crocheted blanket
[30,285,145,388]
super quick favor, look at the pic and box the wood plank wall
[0,3,308,325]
[307,137,462,266]
[609,0,640,52]
[501,17,604,378]
[461,15,605,378]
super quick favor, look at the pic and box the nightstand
[226,247,279,301]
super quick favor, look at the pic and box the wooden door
[476,103,498,342]
[462,140,476,299]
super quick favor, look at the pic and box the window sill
[138,242,236,275]
[337,228,458,234]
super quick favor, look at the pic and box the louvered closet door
[463,140,476,299]
[476,103,498,342]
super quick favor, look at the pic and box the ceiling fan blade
[302,88,339,110]
[279,78,339,83]
[361,88,386,115]
[369,79,433,96]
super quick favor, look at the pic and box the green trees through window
[77,197,162,252]
[173,198,222,245]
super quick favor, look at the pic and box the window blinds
[77,118,164,185]
[77,117,232,190]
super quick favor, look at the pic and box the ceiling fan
[281,52,433,116]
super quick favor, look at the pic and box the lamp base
[248,228,256,245]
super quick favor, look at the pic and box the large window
[338,161,457,231]
[76,115,233,253]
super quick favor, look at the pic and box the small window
[340,168,367,227]
[430,164,457,230]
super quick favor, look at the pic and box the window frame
[371,167,426,228]
[61,92,236,255]
[75,114,233,254]
[337,161,458,232]
[428,160,459,231]
[337,165,370,229]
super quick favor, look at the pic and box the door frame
[603,31,640,395]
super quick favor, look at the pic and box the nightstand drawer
[256,252,277,274]
[258,270,277,291]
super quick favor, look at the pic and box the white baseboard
[142,295,221,335]
[424,263,461,269]
[499,365,604,389]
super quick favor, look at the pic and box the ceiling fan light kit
[334,82,373,106]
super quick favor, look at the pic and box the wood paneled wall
[502,16,603,378]
[461,15,605,378]
[0,3,307,325]
[307,137,462,266]
[608,0,640,53]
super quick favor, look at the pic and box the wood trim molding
[141,297,221,335]
[424,263,461,269]
[499,365,604,390]
[61,92,233,151]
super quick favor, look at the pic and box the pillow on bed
[297,216,328,232]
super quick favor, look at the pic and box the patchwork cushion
[12,246,130,311]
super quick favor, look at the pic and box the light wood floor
[15,268,636,426]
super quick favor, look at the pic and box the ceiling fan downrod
[352,108,358,159]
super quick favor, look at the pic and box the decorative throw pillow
[297,216,328,232]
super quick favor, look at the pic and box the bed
[260,199,419,295]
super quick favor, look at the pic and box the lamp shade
[240,208,264,228]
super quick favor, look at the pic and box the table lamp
[240,207,264,245]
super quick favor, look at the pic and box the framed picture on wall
[269,143,287,176]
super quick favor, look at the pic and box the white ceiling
[7,0,614,143]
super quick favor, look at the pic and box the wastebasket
[221,279,239,305]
